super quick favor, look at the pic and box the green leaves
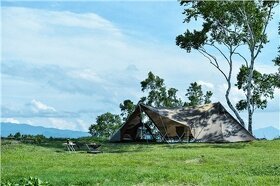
[2,177,50,186]
[177,0,276,52]
[140,71,183,108]
[236,65,276,111]
[89,112,122,137]
[119,100,136,122]
[184,82,213,107]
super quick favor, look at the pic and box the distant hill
[253,126,280,140]
[1,122,90,138]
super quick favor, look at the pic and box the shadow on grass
[210,143,247,149]
[164,142,247,150]
[102,143,160,154]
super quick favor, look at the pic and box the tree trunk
[226,50,245,126]
[246,51,255,134]
[225,80,245,126]
[248,109,253,133]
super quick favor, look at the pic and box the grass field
[1,139,280,185]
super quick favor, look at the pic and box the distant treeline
[3,132,69,144]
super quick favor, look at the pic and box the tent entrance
[121,121,158,142]
[176,126,184,137]
[162,124,194,143]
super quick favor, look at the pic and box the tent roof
[110,102,255,142]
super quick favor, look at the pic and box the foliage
[6,133,46,144]
[88,112,122,138]
[1,140,280,185]
[177,1,275,52]
[272,46,280,88]
[1,177,50,186]
[14,132,21,139]
[140,71,183,107]
[236,65,277,112]
[119,99,136,122]
[176,0,277,133]
[185,82,213,107]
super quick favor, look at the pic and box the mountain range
[253,126,279,140]
[1,122,90,138]
[1,122,279,140]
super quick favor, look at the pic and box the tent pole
[139,104,158,142]
[159,116,170,144]
[141,106,166,142]
[139,104,143,141]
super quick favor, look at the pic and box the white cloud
[30,99,56,112]
[47,118,89,131]
[1,118,20,124]
[48,118,76,131]
[197,80,214,89]
[69,69,104,83]
[217,83,245,105]
[76,119,90,132]
[2,6,212,74]
[2,7,125,69]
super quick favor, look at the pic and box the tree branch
[198,48,228,81]
[233,51,249,67]
[238,3,255,49]
[254,5,274,60]
[206,43,230,65]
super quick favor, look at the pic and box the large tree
[176,0,277,133]
[88,112,122,137]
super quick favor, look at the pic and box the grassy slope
[1,140,280,186]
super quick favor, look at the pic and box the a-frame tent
[110,102,255,142]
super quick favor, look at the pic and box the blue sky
[1,1,279,132]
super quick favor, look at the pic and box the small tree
[89,112,122,138]
[14,132,21,140]
[34,135,46,144]
[185,82,213,107]
[140,71,183,107]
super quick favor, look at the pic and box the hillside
[1,139,279,185]
[1,122,90,138]
[253,126,280,140]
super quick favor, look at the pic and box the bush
[1,177,50,186]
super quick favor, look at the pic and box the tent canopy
[110,102,255,142]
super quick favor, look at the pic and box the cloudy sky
[1,1,279,132]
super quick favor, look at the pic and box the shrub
[1,177,50,186]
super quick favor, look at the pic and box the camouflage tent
[110,102,255,142]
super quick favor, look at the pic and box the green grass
[1,139,280,185]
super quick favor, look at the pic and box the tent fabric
[110,102,255,142]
